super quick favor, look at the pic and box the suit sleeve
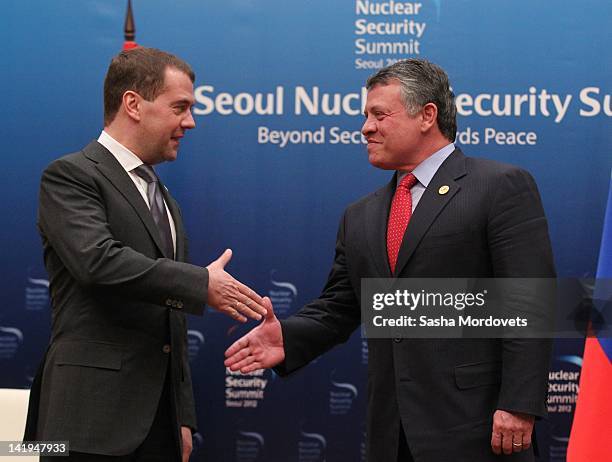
[277,210,361,375]
[38,157,208,315]
[179,317,197,430]
[487,167,555,417]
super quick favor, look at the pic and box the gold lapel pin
[438,185,450,195]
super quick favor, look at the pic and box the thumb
[213,248,232,269]
[263,296,276,320]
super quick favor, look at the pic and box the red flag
[567,171,612,461]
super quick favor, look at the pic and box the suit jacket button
[393,338,402,343]
[162,344,171,353]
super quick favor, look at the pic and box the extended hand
[491,409,535,455]
[181,426,192,462]
[206,249,267,322]
[224,297,285,373]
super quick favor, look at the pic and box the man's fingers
[205,251,268,321]
[233,298,265,320]
[236,283,267,316]
[224,349,251,368]
[224,347,251,367]
[229,354,258,371]
[512,434,524,453]
[240,362,263,374]
[491,410,534,455]
[491,432,502,455]
[225,337,249,358]
[234,295,267,321]
[502,431,513,455]
[224,306,247,323]
[521,433,532,450]
[237,282,264,303]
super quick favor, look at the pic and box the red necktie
[387,173,417,273]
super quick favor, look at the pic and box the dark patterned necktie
[387,173,417,273]
[133,164,174,259]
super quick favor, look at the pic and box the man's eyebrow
[173,97,195,105]
[364,105,385,116]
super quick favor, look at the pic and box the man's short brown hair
[103,47,195,125]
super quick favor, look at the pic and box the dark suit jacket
[24,141,208,456]
[278,149,555,462]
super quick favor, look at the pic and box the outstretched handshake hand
[204,249,284,372]
[206,249,268,322]
[224,297,285,373]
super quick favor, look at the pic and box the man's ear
[420,102,438,132]
[123,90,141,122]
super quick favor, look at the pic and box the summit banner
[1,1,610,461]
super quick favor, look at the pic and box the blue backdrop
[1,1,610,461]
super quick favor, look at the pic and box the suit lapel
[365,177,396,278]
[82,141,170,259]
[393,149,467,276]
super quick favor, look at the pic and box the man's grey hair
[366,59,457,141]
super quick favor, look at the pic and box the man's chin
[368,156,394,170]
[163,149,179,162]
[159,155,177,164]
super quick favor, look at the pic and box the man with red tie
[225,59,555,461]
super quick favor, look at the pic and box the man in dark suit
[224,59,555,461]
[25,48,267,461]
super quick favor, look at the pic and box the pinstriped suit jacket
[278,148,555,461]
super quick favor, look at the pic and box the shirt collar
[97,130,144,173]
[398,143,455,188]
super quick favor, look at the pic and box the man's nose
[361,117,376,136]
[182,110,196,129]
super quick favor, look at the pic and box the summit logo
[299,432,326,462]
[0,327,24,359]
[268,273,298,316]
[329,378,359,415]
[235,431,264,462]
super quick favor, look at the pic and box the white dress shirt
[397,142,456,212]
